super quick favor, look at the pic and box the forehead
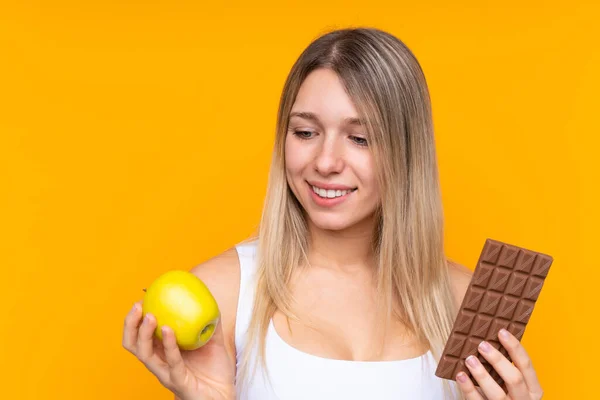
[291,69,363,126]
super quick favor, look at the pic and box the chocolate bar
[435,238,553,388]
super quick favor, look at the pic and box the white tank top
[234,241,458,400]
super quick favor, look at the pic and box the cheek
[284,138,307,176]
[355,154,378,188]
[284,140,296,175]
[356,155,381,205]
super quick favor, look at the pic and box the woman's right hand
[122,301,236,400]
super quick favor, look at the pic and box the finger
[137,313,162,360]
[122,302,143,352]
[455,371,485,400]
[465,355,506,400]
[152,335,167,360]
[137,313,169,377]
[136,313,171,383]
[498,329,544,396]
[478,340,528,398]
[162,325,189,389]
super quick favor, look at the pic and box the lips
[306,180,356,191]
[306,181,356,207]
[310,185,356,199]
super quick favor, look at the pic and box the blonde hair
[238,27,462,399]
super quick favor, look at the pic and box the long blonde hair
[238,27,462,399]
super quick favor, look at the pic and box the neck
[306,215,377,273]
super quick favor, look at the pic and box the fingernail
[478,341,492,353]
[466,355,480,368]
[161,326,168,335]
[499,329,510,340]
[456,372,468,383]
[143,314,149,325]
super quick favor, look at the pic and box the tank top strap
[234,239,259,359]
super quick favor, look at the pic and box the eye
[350,135,368,147]
[292,130,315,140]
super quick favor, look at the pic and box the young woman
[122,27,545,400]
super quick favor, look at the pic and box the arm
[189,247,241,369]
[447,258,473,309]
[174,247,241,400]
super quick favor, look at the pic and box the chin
[314,221,350,232]
[307,214,358,232]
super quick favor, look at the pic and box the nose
[314,135,345,175]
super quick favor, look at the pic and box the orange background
[1,1,597,399]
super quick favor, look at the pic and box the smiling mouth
[311,185,357,199]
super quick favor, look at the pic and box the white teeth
[312,185,353,198]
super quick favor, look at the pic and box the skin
[122,68,544,400]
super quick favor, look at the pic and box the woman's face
[285,68,381,232]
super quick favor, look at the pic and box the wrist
[197,384,235,400]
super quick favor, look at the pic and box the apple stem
[142,288,147,292]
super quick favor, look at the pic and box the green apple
[142,270,220,350]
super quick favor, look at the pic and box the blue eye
[351,136,368,147]
[292,130,314,139]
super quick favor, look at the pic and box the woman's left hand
[455,328,544,399]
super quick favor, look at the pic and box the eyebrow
[289,111,366,127]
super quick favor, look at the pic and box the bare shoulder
[447,258,473,308]
[190,247,241,355]
[190,247,241,298]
